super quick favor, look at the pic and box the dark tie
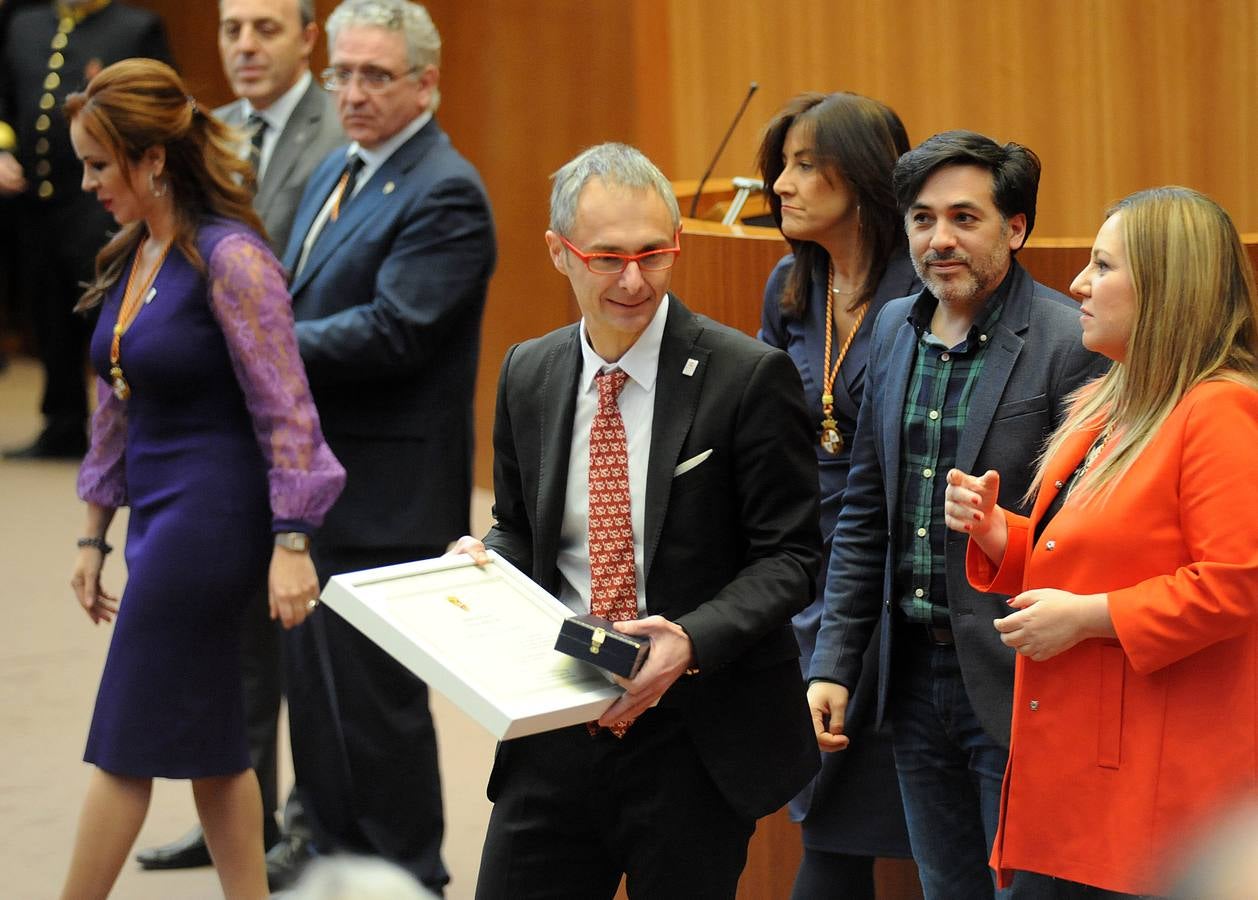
[587,368,636,739]
[330,154,365,222]
[246,114,267,177]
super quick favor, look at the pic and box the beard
[912,224,1012,308]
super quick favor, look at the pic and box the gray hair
[218,0,316,27]
[326,0,441,110]
[549,142,680,236]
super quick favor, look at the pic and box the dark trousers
[888,628,1049,900]
[476,708,755,900]
[790,849,875,900]
[284,543,448,891]
[17,197,108,427]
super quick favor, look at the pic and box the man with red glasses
[276,0,495,891]
[453,142,819,898]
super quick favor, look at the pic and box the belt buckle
[926,624,953,646]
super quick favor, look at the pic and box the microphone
[688,81,759,220]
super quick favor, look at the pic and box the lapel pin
[683,358,698,377]
[383,181,396,195]
[144,287,157,305]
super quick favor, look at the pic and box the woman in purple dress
[61,59,344,898]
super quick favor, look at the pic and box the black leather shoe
[135,825,212,870]
[266,834,316,891]
[3,424,87,460]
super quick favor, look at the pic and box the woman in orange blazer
[943,186,1258,897]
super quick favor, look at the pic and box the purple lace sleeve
[207,231,346,529]
[77,377,129,508]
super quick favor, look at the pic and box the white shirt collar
[578,293,670,394]
[348,109,433,177]
[242,69,312,134]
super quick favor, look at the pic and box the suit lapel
[835,252,920,420]
[533,332,581,579]
[256,82,324,209]
[643,300,706,582]
[880,315,918,523]
[290,122,440,296]
[956,265,1032,473]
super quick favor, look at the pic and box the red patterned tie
[588,368,636,737]
[588,369,637,621]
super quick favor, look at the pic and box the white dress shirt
[555,294,671,615]
[240,70,312,183]
[293,110,433,278]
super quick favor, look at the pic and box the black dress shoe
[3,424,87,460]
[135,825,212,870]
[266,834,316,891]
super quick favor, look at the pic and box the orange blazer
[967,380,1258,895]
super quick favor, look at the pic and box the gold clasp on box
[590,626,606,655]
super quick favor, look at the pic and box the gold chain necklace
[109,236,171,400]
[1065,422,1115,501]
[820,261,868,455]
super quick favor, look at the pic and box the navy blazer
[809,260,1109,745]
[483,297,822,820]
[284,119,496,550]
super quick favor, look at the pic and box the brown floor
[0,357,496,898]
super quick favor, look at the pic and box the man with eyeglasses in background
[132,0,345,874]
[450,143,820,898]
[273,0,495,891]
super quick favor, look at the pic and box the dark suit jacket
[216,80,344,256]
[284,118,496,551]
[483,297,822,820]
[809,260,1109,745]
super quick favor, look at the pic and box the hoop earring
[149,171,167,199]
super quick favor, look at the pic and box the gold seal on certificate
[319,552,622,739]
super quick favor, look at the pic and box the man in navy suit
[454,143,820,899]
[276,0,495,890]
[807,131,1107,899]
[135,0,345,872]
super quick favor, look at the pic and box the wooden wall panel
[127,0,337,106]
[660,0,1258,237]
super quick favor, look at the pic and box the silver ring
[306,598,319,611]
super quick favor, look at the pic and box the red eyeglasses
[557,232,681,274]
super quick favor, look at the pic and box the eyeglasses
[321,65,418,93]
[557,232,681,275]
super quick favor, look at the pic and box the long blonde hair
[64,58,265,311]
[1031,186,1258,503]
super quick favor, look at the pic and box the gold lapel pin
[383,181,396,195]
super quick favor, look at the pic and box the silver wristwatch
[274,532,310,552]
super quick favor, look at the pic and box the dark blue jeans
[888,634,1012,900]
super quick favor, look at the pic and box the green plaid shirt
[894,278,1010,626]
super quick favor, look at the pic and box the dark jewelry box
[555,614,650,679]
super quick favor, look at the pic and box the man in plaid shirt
[807,131,1107,900]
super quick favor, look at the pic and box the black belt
[898,619,955,647]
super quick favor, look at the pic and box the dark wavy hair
[892,129,1041,250]
[755,91,910,317]
[65,58,265,310]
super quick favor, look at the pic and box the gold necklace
[820,261,868,455]
[1066,422,1115,501]
[109,236,171,400]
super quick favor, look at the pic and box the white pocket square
[673,449,713,477]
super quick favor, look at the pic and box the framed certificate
[319,551,622,739]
